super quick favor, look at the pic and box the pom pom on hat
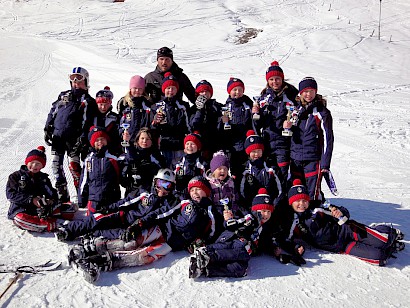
[88,126,110,146]
[195,80,213,97]
[188,176,212,197]
[162,72,179,93]
[129,75,145,90]
[184,131,202,150]
[244,130,264,155]
[25,146,47,168]
[251,188,274,212]
[299,77,318,94]
[157,46,173,60]
[288,179,310,205]
[266,61,284,81]
[96,86,114,104]
[227,77,245,94]
[210,151,230,173]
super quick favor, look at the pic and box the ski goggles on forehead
[69,73,85,82]
[156,179,173,191]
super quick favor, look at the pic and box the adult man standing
[145,47,196,105]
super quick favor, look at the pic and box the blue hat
[299,77,318,94]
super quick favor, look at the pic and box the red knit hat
[162,72,179,93]
[188,176,212,197]
[288,179,310,205]
[184,131,202,150]
[227,77,245,94]
[88,126,110,146]
[195,80,213,97]
[25,146,46,168]
[244,130,264,155]
[251,188,274,212]
[265,61,284,81]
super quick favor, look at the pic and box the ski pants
[290,160,322,201]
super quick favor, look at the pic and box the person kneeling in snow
[6,146,77,232]
[189,188,305,279]
[275,179,405,266]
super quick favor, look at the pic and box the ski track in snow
[1,0,410,307]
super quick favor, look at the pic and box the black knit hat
[25,146,46,168]
[299,77,318,94]
[288,179,310,205]
[251,188,274,212]
[157,47,173,60]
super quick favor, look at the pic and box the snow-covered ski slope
[0,0,409,306]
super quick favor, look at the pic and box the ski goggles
[69,73,85,82]
[156,179,173,191]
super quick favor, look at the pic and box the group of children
[6,51,405,283]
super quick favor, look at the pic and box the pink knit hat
[129,75,145,89]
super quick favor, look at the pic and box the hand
[283,120,292,129]
[153,112,164,124]
[120,219,142,242]
[32,196,42,207]
[223,210,233,221]
[330,207,343,219]
[195,95,207,110]
[222,115,229,123]
[252,105,260,114]
[122,130,131,142]
[44,130,53,146]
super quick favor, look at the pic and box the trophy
[252,96,261,120]
[221,106,232,130]
[156,102,167,124]
[282,102,294,137]
[322,200,348,225]
[219,197,230,211]
[121,123,130,147]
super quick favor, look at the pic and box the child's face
[229,86,244,99]
[130,87,144,97]
[249,149,263,160]
[164,86,178,98]
[94,137,108,150]
[213,166,228,181]
[157,57,173,72]
[258,209,272,224]
[300,89,316,103]
[189,187,206,202]
[155,179,173,197]
[198,90,212,99]
[291,199,309,213]
[97,100,112,113]
[184,141,198,154]
[268,76,283,91]
[137,132,152,149]
[27,160,44,173]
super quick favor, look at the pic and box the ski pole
[0,272,23,300]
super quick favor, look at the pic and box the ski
[323,170,338,196]
[0,260,62,274]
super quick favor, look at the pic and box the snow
[1,0,410,306]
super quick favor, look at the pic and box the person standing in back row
[144,47,196,105]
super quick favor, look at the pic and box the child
[283,77,334,207]
[120,127,166,197]
[44,67,98,203]
[174,132,208,198]
[240,130,283,211]
[6,146,77,232]
[190,80,223,160]
[90,86,121,156]
[78,126,121,215]
[253,61,299,191]
[277,179,405,266]
[118,75,153,146]
[206,151,240,217]
[189,188,304,278]
[151,72,191,168]
[217,77,253,178]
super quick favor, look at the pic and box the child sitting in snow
[189,188,305,279]
[6,146,77,232]
[275,179,405,266]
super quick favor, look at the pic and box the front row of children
[6,145,405,283]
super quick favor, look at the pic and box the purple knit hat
[210,151,230,173]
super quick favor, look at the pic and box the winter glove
[187,238,206,254]
[276,253,306,266]
[195,95,207,110]
[72,136,86,156]
[44,128,53,146]
[120,219,143,242]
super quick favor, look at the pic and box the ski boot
[55,227,69,242]
[392,240,405,253]
[68,244,87,265]
[195,247,210,269]
[71,258,101,284]
[188,256,203,278]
